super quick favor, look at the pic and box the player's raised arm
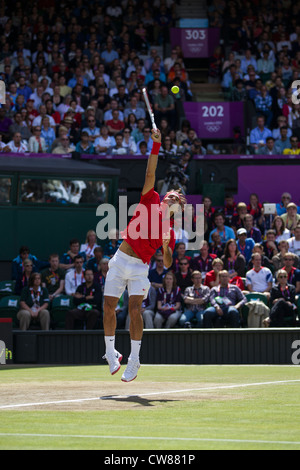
[141,129,161,195]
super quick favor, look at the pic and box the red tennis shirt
[121,187,176,264]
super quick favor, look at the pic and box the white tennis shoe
[121,357,140,382]
[103,350,123,375]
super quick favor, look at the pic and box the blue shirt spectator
[250,116,272,146]
[236,229,255,263]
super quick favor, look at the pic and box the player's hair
[164,188,187,211]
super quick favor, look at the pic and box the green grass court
[0,364,300,450]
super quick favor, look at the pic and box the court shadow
[100,395,178,407]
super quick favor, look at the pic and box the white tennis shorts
[104,249,150,299]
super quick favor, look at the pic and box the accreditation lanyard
[74,271,84,287]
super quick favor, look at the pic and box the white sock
[105,336,115,354]
[129,340,141,361]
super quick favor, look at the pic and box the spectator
[140,286,157,329]
[122,127,137,154]
[231,202,248,231]
[258,136,277,154]
[244,214,262,243]
[41,253,65,302]
[179,270,210,328]
[287,225,300,257]
[282,252,300,291]
[249,115,272,152]
[221,238,246,278]
[106,109,125,136]
[94,126,116,155]
[247,243,274,273]
[153,84,176,129]
[75,131,95,154]
[281,203,300,231]
[274,126,291,153]
[269,269,297,327]
[271,216,291,242]
[236,228,255,264]
[283,135,300,155]
[52,134,74,154]
[154,271,182,328]
[17,273,50,331]
[203,270,246,328]
[111,133,127,154]
[124,95,146,123]
[136,127,153,154]
[81,115,101,144]
[191,240,216,280]
[9,112,32,141]
[87,247,104,273]
[262,229,279,261]
[241,49,257,74]
[272,240,298,273]
[148,252,168,290]
[230,79,247,101]
[204,257,224,288]
[64,255,85,296]
[28,126,47,153]
[257,50,275,83]
[94,258,109,295]
[14,259,34,296]
[7,131,28,153]
[41,117,56,153]
[65,269,102,330]
[175,257,193,292]
[254,85,273,128]
[60,239,86,271]
[276,192,292,216]
[272,115,292,140]
[80,230,99,261]
[245,253,273,300]
[209,212,236,244]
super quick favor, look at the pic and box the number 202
[202,105,224,117]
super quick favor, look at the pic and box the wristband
[151,141,161,155]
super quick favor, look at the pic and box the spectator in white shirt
[64,255,85,296]
[245,252,273,300]
[7,132,28,153]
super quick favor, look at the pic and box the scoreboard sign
[0,318,13,364]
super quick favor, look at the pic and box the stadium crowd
[207,0,300,155]
[0,0,300,329]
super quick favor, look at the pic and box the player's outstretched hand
[151,128,161,143]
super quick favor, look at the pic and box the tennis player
[103,128,186,382]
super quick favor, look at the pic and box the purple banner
[170,28,220,58]
[236,165,300,205]
[183,102,244,139]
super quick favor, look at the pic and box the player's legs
[103,295,119,337]
[128,294,144,341]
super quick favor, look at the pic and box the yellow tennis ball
[171,85,179,94]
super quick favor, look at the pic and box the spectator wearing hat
[61,116,80,145]
[236,228,255,264]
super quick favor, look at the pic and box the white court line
[0,379,300,409]
[0,432,299,446]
